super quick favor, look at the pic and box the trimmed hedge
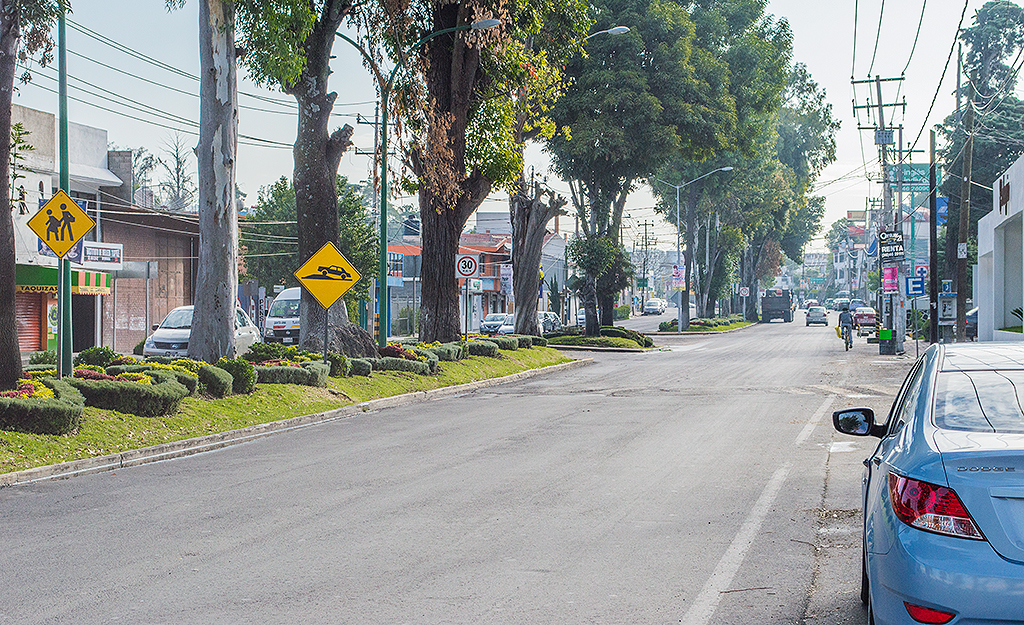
[105,364,199,395]
[599,326,654,348]
[424,342,464,361]
[408,348,440,374]
[508,335,534,349]
[65,371,190,417]
[28,350,57,365]
[0,377,84,435]
[104,364,154,375]
[24,364,59,372]
[145,356,174,365]
[216,357,258,394]
[198,364,233,398]
[488,336,519,350]
[254,362,330,387]
[350,358,373,376]
[531,335,548,347]
[374,356,430,375]
[326,352,350,377]
[467,340,499,357]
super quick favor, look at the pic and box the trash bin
[878,329,896,355]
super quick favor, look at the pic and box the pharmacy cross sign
[27,189,95,258]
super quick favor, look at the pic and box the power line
[902,0,929,75]
[908,0,970,154]
[867,0,886,77]
[65,48,378,116]
[851,0,860,78]
[23,73,292,148]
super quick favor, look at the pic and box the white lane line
[680,463,793,625]
[795,395,835,446]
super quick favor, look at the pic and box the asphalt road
[1,310,915,624]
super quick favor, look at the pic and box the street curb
[1,357,593,488]
[544,345,667,353]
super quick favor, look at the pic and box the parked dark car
[833,343,1024,625]
[966,306,978,340]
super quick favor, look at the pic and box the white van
[264,287,301,344]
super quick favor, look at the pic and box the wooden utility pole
[956,72,975,342]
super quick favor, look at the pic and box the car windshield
[160,308,193,329]
[809,307,825,313]
[504,315,514,324]
[484,313,505,322]
[268,299,300,318]
[934,370,1024,433]
[856,307,874,314]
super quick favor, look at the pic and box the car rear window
[934,371,1024,433]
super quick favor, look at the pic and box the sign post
[27,189,95,376]
[456,255,479,339]
[294,242,362,363]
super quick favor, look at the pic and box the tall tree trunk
[286,1,367,355]
[191,0,239,363]
[0,0,22,389]
[418,4,492,344]
[511,174,565,336]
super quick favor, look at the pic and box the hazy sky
[11,0,999,252]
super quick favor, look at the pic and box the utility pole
[956,72,976,342]
[853,74,907,354]
[639,220,655,309]
[930,130,939,344]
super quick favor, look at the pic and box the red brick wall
[100,217,196,354]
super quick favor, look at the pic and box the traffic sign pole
[58,11,70,376]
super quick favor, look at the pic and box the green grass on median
[0,347,572,475]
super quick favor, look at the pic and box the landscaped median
[1,342,575,479]
[544,326,655,349]
[657,314,754,333]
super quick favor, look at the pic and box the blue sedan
[834,343,1024,625]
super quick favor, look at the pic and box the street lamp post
[338,19,501,347]
[654,166,732,331]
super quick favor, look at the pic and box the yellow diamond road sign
[28,189,96,259]
[294,242,361,310]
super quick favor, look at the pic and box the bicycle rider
[838,305,854,346]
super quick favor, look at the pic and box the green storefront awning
[16,264,111,295]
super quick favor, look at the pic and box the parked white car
[143,305,261,359]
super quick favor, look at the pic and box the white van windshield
[268,299,300,318]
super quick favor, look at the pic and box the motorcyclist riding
[838,305,853,349]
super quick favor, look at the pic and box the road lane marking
[680,463,793,625]
[795,395,835,446]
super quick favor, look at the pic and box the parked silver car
[143,305,261,359]
[539,311,562,333]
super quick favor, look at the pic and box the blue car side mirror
[833,408,884,438]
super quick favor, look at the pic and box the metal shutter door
[15,293,42,352]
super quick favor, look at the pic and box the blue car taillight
[889,473,985,540]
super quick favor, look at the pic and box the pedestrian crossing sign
[28,189,95,259]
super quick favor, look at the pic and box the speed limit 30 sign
[456,254,479,278]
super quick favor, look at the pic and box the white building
[977,153,1023,341]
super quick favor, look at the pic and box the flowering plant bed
[0,379,55,400]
